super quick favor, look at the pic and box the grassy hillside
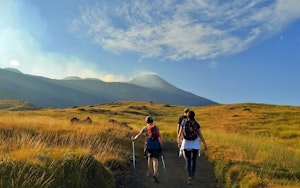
[0,100,299,187]
[197,103,300,187]
[0,100,40,111]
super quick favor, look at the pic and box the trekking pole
[132,140,136,177]
[161,154,168,182]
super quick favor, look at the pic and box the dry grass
[0,100,299,187]
[197,103,300,187]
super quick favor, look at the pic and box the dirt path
[124,141,223,188]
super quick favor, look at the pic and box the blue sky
[1,0,300,106]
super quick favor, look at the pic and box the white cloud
[0,1,129,81]
[1,0,299,82]
[70,0,300,61]
[103,74,128,82]
[0,20,123,82]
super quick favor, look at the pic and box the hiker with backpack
[177,108,190,157]
[177,110,207,185]
[131,116,162,183]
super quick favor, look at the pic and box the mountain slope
[129,74,216,106]
[0,68,217,108]
[0,69,110,107]
[129,74,177,91]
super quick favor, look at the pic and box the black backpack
[182,119,198,140]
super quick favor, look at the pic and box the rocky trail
[116,142,223,188]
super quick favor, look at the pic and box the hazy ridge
[0,68,217,108]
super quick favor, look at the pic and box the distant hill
[3,68,23,74]
[0,100,40,111]
[0,68,217,108]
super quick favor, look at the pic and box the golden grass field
[0,100,299,187]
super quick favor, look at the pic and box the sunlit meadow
[0,100,299,187]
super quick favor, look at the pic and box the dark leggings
[184,149,198,178]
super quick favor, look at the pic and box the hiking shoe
[146,172,153,177]
[153,175,160,183]
[187,177,192,185]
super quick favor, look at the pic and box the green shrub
[240,173,264,188]
[0,157,54,188]
[51,153,115,188]
[0,153,115,188]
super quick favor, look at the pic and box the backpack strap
[181,118,188,127]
